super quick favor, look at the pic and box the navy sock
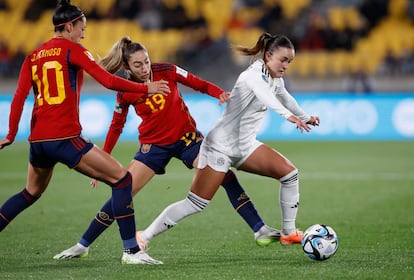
[0,188,40,232]
[221,170,264,232]
[79,198,115,247]
[124,246,140,254]
[111,172,138,250]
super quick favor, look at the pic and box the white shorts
[197,139,263,172]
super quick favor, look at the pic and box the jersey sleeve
[6,57,32,142]
[174,65,223,98]
[102,93,129,154]
[245,72,293,119]
[70,46,149,94]
[275,81,311,122]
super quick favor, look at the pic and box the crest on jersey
[84,50,95,61]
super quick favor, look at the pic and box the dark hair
[99,36,147,74]
[236,33,294,62]
[53,0,84,32]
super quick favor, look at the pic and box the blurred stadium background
[0,0,413,93]
[0,3,412,278]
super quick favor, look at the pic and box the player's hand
[147,80,170,95]
[0,138,12,150]
[90,179,99,188]
[288,116,311,133]
[307,116,320,126]
[218,91,231,105]
[295,120,311,133]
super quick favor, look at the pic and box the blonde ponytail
[99,36,131,73]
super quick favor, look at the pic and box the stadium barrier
[1,93,413,141]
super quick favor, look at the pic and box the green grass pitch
[0,141,413,279]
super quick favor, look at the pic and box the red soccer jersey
[103,63,224,152]
[7,37,149,142]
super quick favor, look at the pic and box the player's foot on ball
[280,230,303,246]
[53,243,89,259]
[255,225,281,247]
[136,231,149,251]
[121,251,163,265]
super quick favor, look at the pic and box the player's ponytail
[53,0,84,32]
[99,36,131,74]
[99,37,148,75]
[235,33,294,63]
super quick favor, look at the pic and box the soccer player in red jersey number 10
[0,0,170,265]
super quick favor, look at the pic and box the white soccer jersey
[203,59,310,161]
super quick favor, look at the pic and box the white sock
[279,169,299,235]
[141,192,210,241]
[76,242,88,249]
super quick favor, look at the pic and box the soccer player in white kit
[137,33,320,253]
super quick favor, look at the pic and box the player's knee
[280,169,299,187]
[185,191,210,213]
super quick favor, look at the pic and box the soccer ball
[301,224,338,261]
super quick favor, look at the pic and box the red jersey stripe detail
[151,63,174,72]
[70,137,87,151]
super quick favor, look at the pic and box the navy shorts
[30,135,94,169]
[135,131,203,174]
